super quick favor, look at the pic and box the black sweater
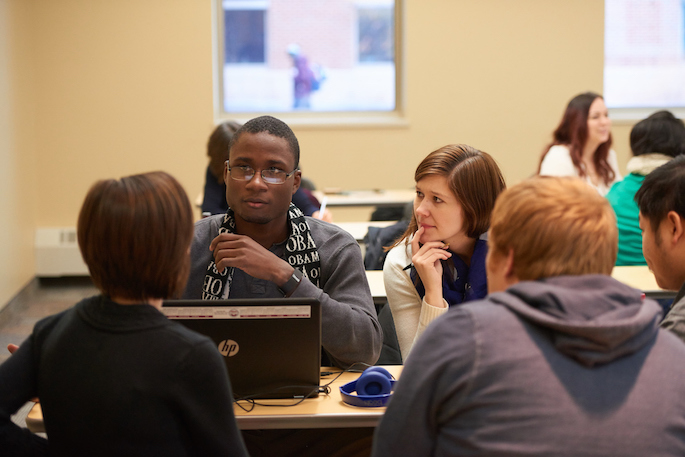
[0,295,248,457]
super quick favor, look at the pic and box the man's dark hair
[630,110,685,158]
[635,155,685,232]
[229,115,300,169]
[207,121,241,182]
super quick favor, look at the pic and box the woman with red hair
[539,92,622,195]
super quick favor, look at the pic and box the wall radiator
[35,228,88,277]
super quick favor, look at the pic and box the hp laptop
[161,298,321,400]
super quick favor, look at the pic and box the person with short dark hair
[384,144,506,360]
[636,155,685,341]
[202,120,331,220]
[608,110,685,265]
[183,115,381,369]
[539,92,622,195]
[373,176,685,457]
[0,172,248,457]
[203,120,241,215]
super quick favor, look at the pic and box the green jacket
[607,173,647,265]
[606,153,672,266]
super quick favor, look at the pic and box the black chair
[375,303,402,365]
[363,220,409,271]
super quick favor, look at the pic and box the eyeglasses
[227,165,297,185]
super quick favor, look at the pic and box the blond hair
[489,176,616,280]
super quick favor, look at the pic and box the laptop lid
[161,298,321,400]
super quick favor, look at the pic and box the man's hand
[312,209,333,223]
[209,233,294,286]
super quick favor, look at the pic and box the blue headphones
[340,367,396,407]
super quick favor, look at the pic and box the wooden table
[366,270,386,305]
[25,404,45,434]
[234,366,402,430]
[26,366,402,433]
[364,266,675,305]
[335,221,397,242]
[611,265,676,299]
[314,189,414,208]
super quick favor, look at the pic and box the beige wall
[300,0,610,194]
[32,0,214,226]
[612,123,633,171]
[0,0,38,307]
[2,0,637,305]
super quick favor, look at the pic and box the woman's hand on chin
[411,227,451,307]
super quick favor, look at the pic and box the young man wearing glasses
[182,115,381,369]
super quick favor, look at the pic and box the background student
[202,120,242,215]
[374,176,685,457]
[607,110,685,265]
[202,120,332,221]
[0,172,248,457]
[383,144,506,360]
[539,92,622,195]
[636,156,685,341]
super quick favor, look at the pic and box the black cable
[232,361,388,410]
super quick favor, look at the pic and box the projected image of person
[287,44,323,110]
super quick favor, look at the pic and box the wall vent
[35,227,88,277]
[60,229,77,245]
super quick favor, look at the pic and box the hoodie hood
[626,153,672,176]
[488,275,662,367]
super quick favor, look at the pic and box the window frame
[608,107,685,123]
[211,0,407,128]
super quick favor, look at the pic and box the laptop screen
[161,298,321,399]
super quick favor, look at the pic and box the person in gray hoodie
[636,155,685,341]
[372,176,685,457]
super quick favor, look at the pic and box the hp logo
[218,339,239,357]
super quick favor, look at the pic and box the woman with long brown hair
[539,92,622,195]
